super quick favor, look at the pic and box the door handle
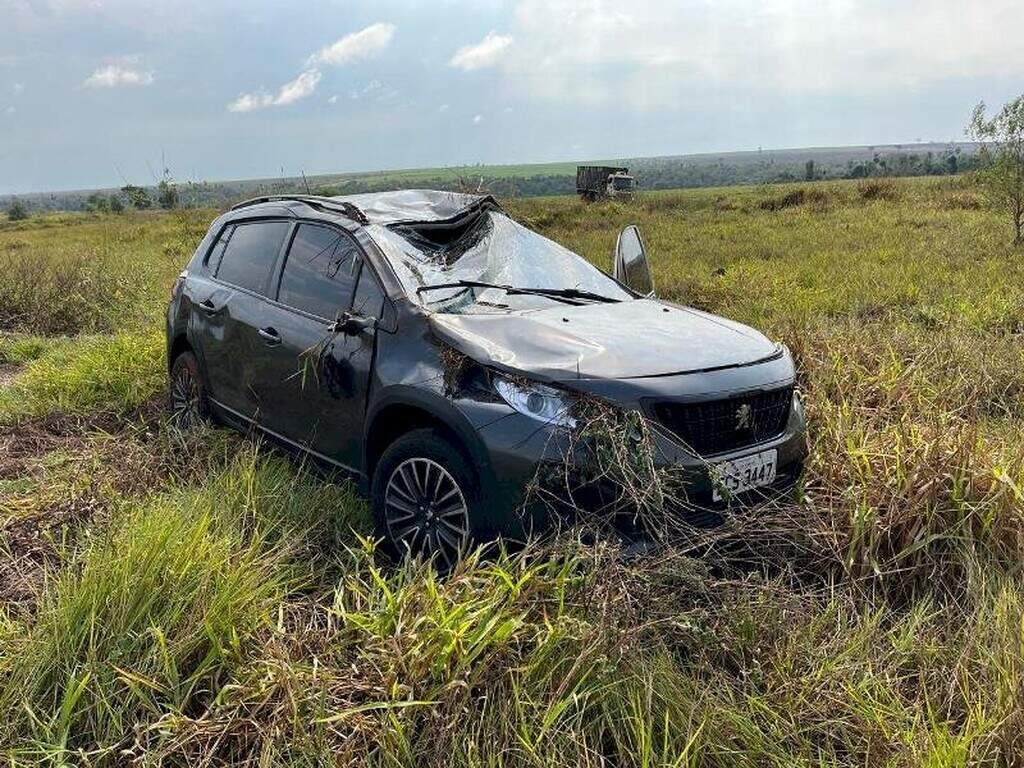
[198,298,223,316]
[258,326,281,345]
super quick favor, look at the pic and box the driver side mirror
[614,225,654,296]
[330,310,376,336]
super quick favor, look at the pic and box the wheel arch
[168,333,193,370]
[364,390,494,490]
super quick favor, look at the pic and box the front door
[253,223,383,471]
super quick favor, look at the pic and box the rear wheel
[169,351,210,429]
[371,429,480,569]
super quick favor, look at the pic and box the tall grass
[14,538,1013,767]
[2,177,1024,765]
[0,447,368,764]
[0,332,165,423]
[0,210,207,337]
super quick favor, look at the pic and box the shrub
[0,248,127,335]
[857,178,900,201]
[5,200,28,221]
[759,188,805,211]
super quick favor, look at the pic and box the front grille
[650,386,793,457]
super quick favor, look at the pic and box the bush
[857,178,900,201]
[0,248,127,335]
[5,200,28,221]
[759,188,806,211]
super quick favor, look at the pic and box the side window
[206,225,234,272]
[352,258,386,318]
[215,221,290,295]
[277,224,360,319]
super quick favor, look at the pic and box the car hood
[429,298,780,381]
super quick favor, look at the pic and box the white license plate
[711,449,777,501]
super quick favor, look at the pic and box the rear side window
[206,225,234,272]
[215,220,291,295]
[277,224,361,319]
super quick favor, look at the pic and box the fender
[364,384,499,491]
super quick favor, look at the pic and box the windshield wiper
[416,280,620,306]
[516,286,621,303]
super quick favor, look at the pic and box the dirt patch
[0,362,20,388]
[0,394,230,612]
[0,391,248,610]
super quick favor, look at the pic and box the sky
[1,0,1023,194]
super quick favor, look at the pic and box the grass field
[2,176,1024,766]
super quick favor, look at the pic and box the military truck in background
[576,165,636,201]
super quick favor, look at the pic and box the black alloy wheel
[169,351,208,429]
[372,429,479,569]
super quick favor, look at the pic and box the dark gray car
[166,190,807,564]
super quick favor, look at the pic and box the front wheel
[371,429,481,569]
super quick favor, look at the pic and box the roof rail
[230,195,369,225]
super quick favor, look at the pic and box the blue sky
[1,0,1022,194]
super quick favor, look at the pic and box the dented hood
[430,298,781,381]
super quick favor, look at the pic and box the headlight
[493,376,576,428]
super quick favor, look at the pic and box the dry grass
[1,177,1023,765]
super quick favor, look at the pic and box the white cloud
[83,64,154,88]
[449,31,513,71]
[472,114,483,124]
[229,23,394,113]
[228,69,322,112]
[13,83,24,95]
[275,69,321,105]
[505,0,1024,108]
[308,22,395,67]
[438,103,450,112]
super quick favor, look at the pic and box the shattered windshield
[367,211,632,313]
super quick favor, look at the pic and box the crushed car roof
[330,189,499,226]
[231,189,500,227]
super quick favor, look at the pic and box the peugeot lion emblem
[734,403,753,431]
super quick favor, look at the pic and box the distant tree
[969,95,1024,244]
[85,192,110,213]
[6,199,28,221]
[804,160,815,181]
[121,184,152,210]
[109,194,125,213]
[157,168,179,210]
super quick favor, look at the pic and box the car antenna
[301,170,311,194]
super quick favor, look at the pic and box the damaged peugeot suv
[167,190,806,564]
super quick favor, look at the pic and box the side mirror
[614,225,654,296]
[331,311,376,336]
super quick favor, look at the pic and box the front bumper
[470,390,808,540]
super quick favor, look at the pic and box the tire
[371,428,482,569]
[168,350,211,429]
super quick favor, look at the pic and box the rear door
[256,223,383,470]
[190,219,292,420]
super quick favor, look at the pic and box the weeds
[0,248,126,335]
[0,332,165,423]
[857,178,901,201]
[2,178,1024,765]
